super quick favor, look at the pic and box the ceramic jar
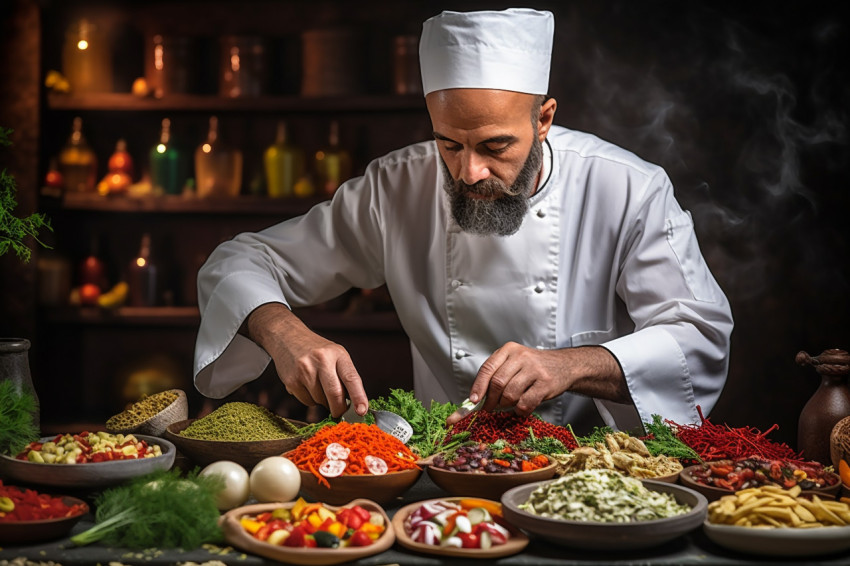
[0,338,40,429]
[797,348,850,466]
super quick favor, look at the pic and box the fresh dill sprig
[0,380,40,456]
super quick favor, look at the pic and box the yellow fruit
[98,282,129,309]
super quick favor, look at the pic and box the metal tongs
[341,400,413,444]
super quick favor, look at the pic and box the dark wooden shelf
[47,92,427,113]
[40,305,405,332]
[50,192,327,215]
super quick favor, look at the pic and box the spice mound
[286,422,419,488]
[106,390,179,430]
[0,480,87,521]
[519,469,690,523]
[180,402,300,442]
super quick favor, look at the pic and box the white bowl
[703,521,850,557]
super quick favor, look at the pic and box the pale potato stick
[793,504,816,523]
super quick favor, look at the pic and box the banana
[98,281,129,309]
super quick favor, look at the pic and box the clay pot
[797,349,850,466]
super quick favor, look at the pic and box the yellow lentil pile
[106,390,179,430]
[179,402,300,441]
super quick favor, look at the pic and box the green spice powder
[180,402,299,441]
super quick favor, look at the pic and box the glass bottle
[194,116,243,198]
[0,338,40,430]
[127,233,158,307]
[62,18,113,93]
[314,120,351,197]
[264,121,305,198]
[150,118,187,195]
[58,117,97,193]
[98,139,133,195]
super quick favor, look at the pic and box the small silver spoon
[341,401,413,444]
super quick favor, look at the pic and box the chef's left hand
[446,343,628,425]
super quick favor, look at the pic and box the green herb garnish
[71,468,223,549]
[576,425,616,447]
[519,429,568,455]
[369,389,457,457]
[0,127,51,263]
[643,414,700,461]
[0,380,39,456]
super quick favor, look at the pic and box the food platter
[501,479,707,550]
[392,497,529,559]
[219,498,394,566]
[680,462,842,502]
[0,495,88,545]
[703,521,850,557]
[0,435,176,488]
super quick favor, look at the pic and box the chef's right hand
[245,302,369,419]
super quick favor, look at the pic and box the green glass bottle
[264,121,305,198]
[314,120,351,198]
[149,118,186,195]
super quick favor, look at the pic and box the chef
[193,8,733,432]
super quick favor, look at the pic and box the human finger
[336,357,368,417]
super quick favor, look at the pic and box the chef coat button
[536,209,546,218]
[534,282,545,293]
[451,279,462,289]
[455,349,466,359]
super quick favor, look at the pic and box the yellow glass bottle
[314,120,351,198]
[263,121,305,198]
[62,18,113,93]
[58,117,97,193]
[194,116,243,198]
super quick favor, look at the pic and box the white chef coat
[194,125,733,432]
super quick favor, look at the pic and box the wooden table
[1,474,848,565]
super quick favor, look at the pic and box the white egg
[200,460,250,511]
[250,456,301,503]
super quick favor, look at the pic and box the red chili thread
[444,411,578,450]
[667,406,803,464]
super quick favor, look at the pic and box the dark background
[1,0,848,448]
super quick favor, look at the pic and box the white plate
[501,479,707,551]
[703,520,850,557]
[0,434,176,488]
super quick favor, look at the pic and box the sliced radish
[325,442,350,461]
[319,458,347,477]
[364,455,388,475]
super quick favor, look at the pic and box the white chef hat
[419,8,554,96]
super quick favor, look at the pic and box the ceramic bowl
[425,461,558,500]
[220,498,394,566]
[679,462,843,502]
[0,435,175,489]
[0,494,89,545]
[501,479,707,550]
[105,388,189,437]
[392,496,529,559]
[164,418,306,470]
[287,453,422,506]
[703,521,850,557]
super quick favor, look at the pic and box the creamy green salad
[519,469,690,523]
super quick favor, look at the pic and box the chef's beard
[440,140,543,236]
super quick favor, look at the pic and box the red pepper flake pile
[444,411,578,450]
[668,406,802,464]
[0,480,87,522]
[286,422,420,488]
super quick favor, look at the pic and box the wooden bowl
[106,389,189,437]
[679,463,843,502]
[165,418,306,470]
[288,454,422,506]
[426,461,558,500]
[0,495,89,545]
[392,497,529,559]
[220,498,394,566]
